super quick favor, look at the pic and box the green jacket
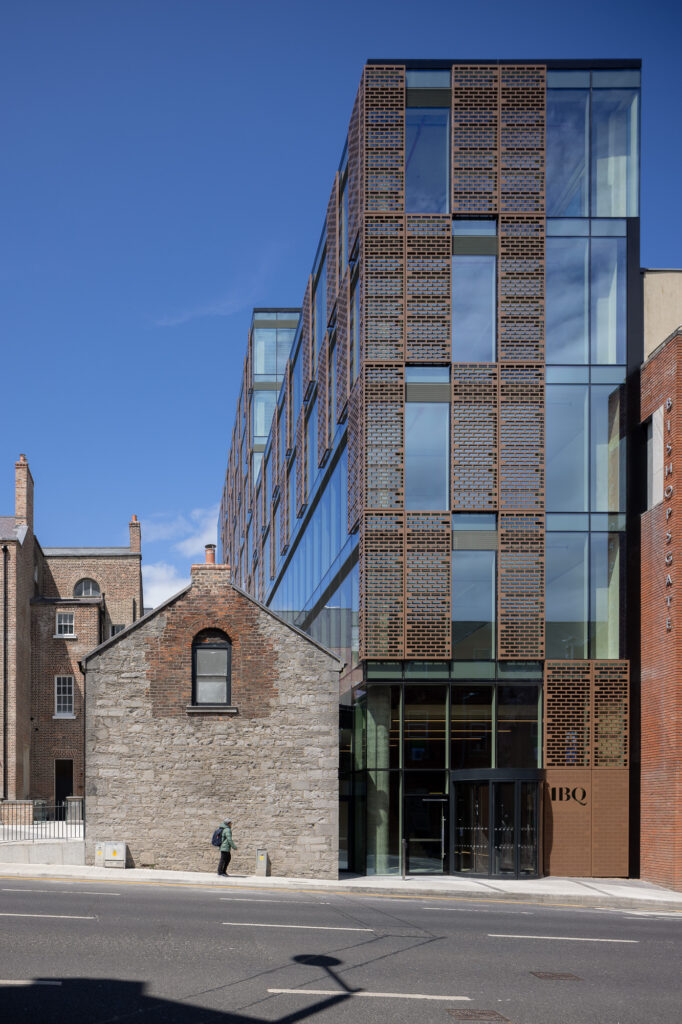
[219,825,236,853]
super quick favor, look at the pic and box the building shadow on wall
[0,956,358,1024]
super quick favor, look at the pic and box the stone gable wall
[85,566,340,878]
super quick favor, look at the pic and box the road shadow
[0,958,355,1024]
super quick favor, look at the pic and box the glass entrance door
[452,781,490,873]
[450,776,539,877]
[404,795,447,873]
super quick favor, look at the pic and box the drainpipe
[2,545,8,799]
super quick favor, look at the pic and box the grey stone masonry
[84,564,342,879]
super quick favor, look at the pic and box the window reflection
[451,686,492,769]
[252,391,278,445]
[590,384,625,512]
[547,90,589,216]
[405,403,449,510]
[451,551,496,660]
[591,238,626,364]
[497,686,539,769]
[452,254,496,361]
[546,238,589,364]
[591,532,622,658]
[591,89,639,217]
[546,532,588,659]
[404,686,446,770]
[405,108,450,213]
[546,385,588,512]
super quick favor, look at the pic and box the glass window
[591,532,623,658]
[252,451,263,483]
[404,686,446,770]
[192,630,231,705]
[405,402,450,510]
[451,550,496,660]
[546,237,589,363]
[451,686,492,769]
[252,390,277,446]
[405,108,449,214]
[291,350,302,421]
[56,612,75,637]
[546,532,588,659]
[591,237,626,364]
[546,385,588,512]
[546,89,589,216]
[349,274,360,384]
[74,578,100,597]
[452,255,496,362]
[406,366,449,383]
[591,88,639,217]
[452,513,496,531]
[306,399,317,491]
[366,686,400,770]
[591,383,625,512]
[329,340,337,442]
[497,686,539,769]
[55,675,74,717]
[406,69,451,89]
[277,329,295,377]
[314,256,327,356]
[253,328,278,381]
[452,219,497,236]
[366,770,400,875]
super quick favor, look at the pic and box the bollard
[256,849,270,877]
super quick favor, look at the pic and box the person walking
[217,817,236,876]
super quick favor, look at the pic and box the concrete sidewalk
[0,860,681,912]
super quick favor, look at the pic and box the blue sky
[1,0,680,606]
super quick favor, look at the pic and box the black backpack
[211,826,224,848]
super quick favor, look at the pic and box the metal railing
[0,799,84,842]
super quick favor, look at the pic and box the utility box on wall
[95,842,128,869]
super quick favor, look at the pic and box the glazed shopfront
[348,663,543,877]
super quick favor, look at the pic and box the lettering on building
[664,398,674,632]
[550,786,587,806]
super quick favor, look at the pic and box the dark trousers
[218,850,231,875]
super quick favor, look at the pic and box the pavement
[1,859,681,912]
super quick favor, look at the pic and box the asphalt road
[0,876,680,1023]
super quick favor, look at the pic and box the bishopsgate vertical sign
[665,397,674,632]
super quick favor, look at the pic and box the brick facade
[640,330,682,890]
[83,563,341,878]
[1,456,143,802]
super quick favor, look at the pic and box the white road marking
[268,988,470,1001]
[488,933,638,943]
[220,898,329,905]
[422,906,532,914]
[0,913,96,921]
[2,888,119,896]
[222,922,373,932]
[0,980,63,987]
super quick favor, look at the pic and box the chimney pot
[205,544,216,565]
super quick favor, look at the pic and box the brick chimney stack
[129,514,141,553]
[15,453,34,532]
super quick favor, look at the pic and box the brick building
[220,60,642,879]
[82,553,341,877]
[639,271,682,891]
[0,455,143,804]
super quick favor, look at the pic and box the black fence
[0,800,84,842]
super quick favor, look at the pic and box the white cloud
[173,505,218,558]
[141,513,192,543]
[155,243,286,328]
[142,562,190,609]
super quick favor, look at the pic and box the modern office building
[221,60,643,879]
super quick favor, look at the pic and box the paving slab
[0,860,680,911]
